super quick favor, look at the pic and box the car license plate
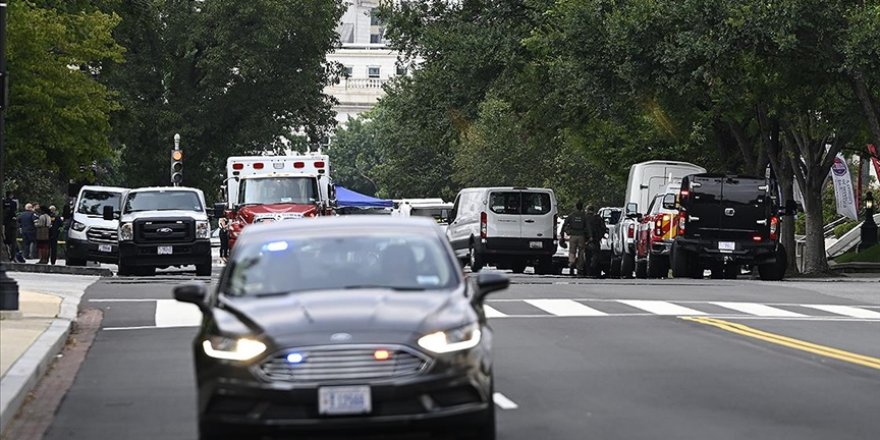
[529,241,543,249]
[718,241,735,251]
[318,386,371,416]
[157,246,173,255]
[98,244,112,253]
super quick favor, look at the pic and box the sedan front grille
[86,227,117,244]
[258,345,430,383]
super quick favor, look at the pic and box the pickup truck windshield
[124,191,203,213]
[78,191,122,216]
[238,176,318,205]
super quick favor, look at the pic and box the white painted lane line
[799,305,880,319]
[711,302,805,317]
[618,300,705,316]
[155,299,202,328]
[483,305,508,318]
[525,299,608,317]
[493,392,519,410]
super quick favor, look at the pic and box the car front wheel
[469,242,485,273]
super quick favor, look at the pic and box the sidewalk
[0,273,98,435]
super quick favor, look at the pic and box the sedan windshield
[225,233,459,296]
[124,191,203,213]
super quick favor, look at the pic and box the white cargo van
[65,185,128,266]
[446,187,558,274]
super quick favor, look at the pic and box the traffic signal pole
[171,133,183,186]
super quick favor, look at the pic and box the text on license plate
[157,246,173,255]
[529,241,543,249]
[98,244,112,253]
[318,386,371,415]
[718,241,736,251]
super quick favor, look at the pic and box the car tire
[758,244,787,281]
[66,257,86,267]
[635,259,648,279]
[609,257,622,278]
[671,243,693,278]
[723,264,739,279]
[620,253,635,279]
[117,260,133,277]
[469,242,485,273]
[536,257,554,275]
[647,253,668,278]
[511,260,527,274]
[196,260,213,277]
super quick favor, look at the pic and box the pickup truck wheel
[117,261,133,277]
[621,253,635,279]
[647,253,668,278]
[758,244,787,281]
[469,243,485,273]
[635,259,648,279]
[723,264,739,279]
[196,261,213,277]
[671,243,692,278]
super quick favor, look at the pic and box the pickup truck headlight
[71,221,87,232]
[119,223,133,241]
[418,323,482,354]
[202,336,267,361]
[196,221,210,239]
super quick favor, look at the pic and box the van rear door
[519,191,554,244]
[487,191,522,239]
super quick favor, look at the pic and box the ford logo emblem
[157,227,173,234]
[330,333,352,342]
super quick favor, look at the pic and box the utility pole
[0,2,21,313]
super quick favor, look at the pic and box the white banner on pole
[830,153,859,220]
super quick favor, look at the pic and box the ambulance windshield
[238,176,319,205]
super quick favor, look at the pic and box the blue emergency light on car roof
[263,241,289,252]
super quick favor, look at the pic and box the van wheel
[647,253,668,278]
[620,253,635,279]
[635,259,648,279]
[510,260,527,274]
[671,243,692,278]
[469,243,485,273]
[758,244,787,281]
[536,258,555,275]
[609,257,622,278]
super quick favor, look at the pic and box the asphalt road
[39,270,880,440]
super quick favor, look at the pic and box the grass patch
[834,243,880,263]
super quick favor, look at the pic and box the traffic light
[171,149,183,186]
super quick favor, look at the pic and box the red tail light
[314,161,325,168]
[252,162,264,169]
[480,212,488,239]
[769,216,779,241]
[627,224,635,238]
[232,163,244,170]
[678,211,687,236]
[294,162,305,169]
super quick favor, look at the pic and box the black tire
[117,260,133,276]
[647,253,668,278]
[510,260,527,274]
[723,264,740,279]
[536,257,555,275]
[609,257,622,278]
[759,244,787,281]
[635,258,648,279]
[671,243,692,278]
[710,265,725,279]
[467,405,496,440]
[469,242,485,273]
[620,253,635,279]
[196,260,213,277]
[66,257,86,267]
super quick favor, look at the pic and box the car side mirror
[626,202,639,218]
[662,194,677,210]
[473,272,510,303]
[213,203,226,219]
[174,282,208,309]
[102,205,115,221]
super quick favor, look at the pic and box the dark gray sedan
[174,216,509,440]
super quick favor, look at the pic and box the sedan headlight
[417,323,482,354]
[71,221,87,232]
[196,221,210,239]
[119,223,133,241]
[202,336,267,361]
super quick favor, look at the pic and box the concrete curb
[4,263,112,277]
[0,284,83,435]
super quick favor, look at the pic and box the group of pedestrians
[560,202,607,277]
[2,192,65,264]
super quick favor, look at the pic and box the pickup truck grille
[135,219,193,243]
[86,227,117,244]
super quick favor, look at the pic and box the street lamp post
[0,2,20,313]
[859,192,877,252]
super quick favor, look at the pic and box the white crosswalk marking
[799,305,880,319]
[483,305,508,318]
[712,302,806,317]
[493,392,519,410]
[618,300,705,316]
[524,299,608,316]
[154,300,202,328]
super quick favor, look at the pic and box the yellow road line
[681,316,880,371]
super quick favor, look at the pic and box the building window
[396,65,407,76]
[370,8,382,26]
[370,32,383,44]
[368,67,381,79]
[342,66,353,78]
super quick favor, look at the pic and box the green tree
[329,117,383,196]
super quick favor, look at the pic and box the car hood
[122,210,207,221]
[216,289,473,347]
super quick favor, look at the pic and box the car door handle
[524,220,535,223]
[689,216,700,221]
[756,219,767,225]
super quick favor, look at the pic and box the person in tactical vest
[560,202,588,276]
[584,205,607,277]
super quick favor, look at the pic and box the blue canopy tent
[334,185,393,209]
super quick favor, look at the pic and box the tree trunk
[801,186,828,274]
[758,110,797,273]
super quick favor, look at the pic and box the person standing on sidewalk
[560,201,588,276]
[35,205,52,264]
[218,217,230,261]
[48,205,63,265]
[18,203,37,260]
[2,191,21,261]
